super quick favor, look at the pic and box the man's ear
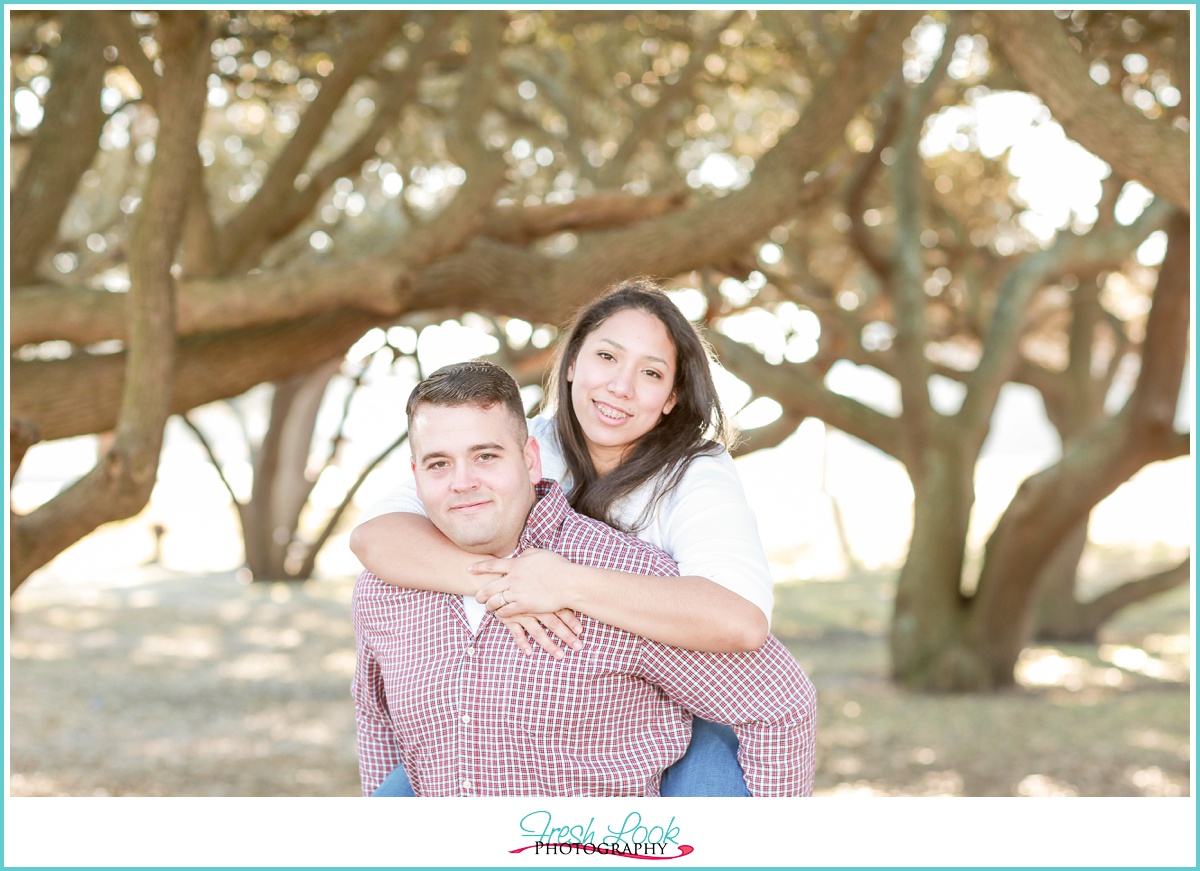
[524,436,543,484]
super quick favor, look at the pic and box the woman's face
[567,307,678,474]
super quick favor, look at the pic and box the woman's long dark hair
[545,278,737,532]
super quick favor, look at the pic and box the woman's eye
[643,369,662,379]
[597,351,615,361]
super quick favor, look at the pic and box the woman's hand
[496,610,584,659]
[473,549,587,658]
[472,549,585,618]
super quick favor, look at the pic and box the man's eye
[428,461,448,470]
[477,453,497,461]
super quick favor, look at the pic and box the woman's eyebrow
[596,337,669,367]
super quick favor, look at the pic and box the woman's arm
[474,451,774,653]
[349,512,480,595]
[350,513,583,655]
[473,553,767,652]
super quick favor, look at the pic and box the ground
[8,547,1191,797]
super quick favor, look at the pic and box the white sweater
[360,415,774,623]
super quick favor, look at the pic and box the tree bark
[10,12,213,590]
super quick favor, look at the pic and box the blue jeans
[370,717,748,797]
[659,718,749,797]
[372,761,417,797]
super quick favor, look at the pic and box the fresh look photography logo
[510,810,694,860]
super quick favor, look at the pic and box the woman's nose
[608,370,633,397]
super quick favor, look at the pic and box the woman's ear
[566,359,575,382]
[663,392,677,415]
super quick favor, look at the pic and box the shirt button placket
[461,640,477,794]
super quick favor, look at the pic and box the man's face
[410,403,541,557]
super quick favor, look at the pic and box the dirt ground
[8,551,1191,797]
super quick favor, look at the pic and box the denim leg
[659,717,750,797]
[371,762,417,797]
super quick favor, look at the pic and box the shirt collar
[518,480,572,552]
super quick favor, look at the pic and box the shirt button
[462,779,472,791]
[461,714,471,724]
[466,647,475,657]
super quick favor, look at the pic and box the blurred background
[8,8,1192,797]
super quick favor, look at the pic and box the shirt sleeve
[634,636,817,796]
[351,573,404,796]
[656,451,776,624]
[357,460,428,525]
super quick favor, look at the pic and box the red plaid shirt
[352,481,817,796]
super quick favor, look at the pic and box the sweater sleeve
[654,451,776,623]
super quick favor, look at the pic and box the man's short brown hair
[405,360,529,441]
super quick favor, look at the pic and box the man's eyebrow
[469,442,506,453]
[596,337,669,368]
[416,443,506,464]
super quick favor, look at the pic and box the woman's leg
[371,762,416,797]
[659,717,750,797]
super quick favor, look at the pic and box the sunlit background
[8,10,1192,809]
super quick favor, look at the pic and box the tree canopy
[9,9,1190,690]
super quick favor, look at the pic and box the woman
[351,278,776,796]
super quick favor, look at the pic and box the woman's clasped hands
[471,548,586,660]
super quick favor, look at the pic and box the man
[352,361,817,796]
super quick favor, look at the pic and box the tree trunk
[889,441,982,691]
[1031,517,1093,641]
[241,361,341,580]
[965,210,1190,686]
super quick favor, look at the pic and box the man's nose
[451,467,478,491]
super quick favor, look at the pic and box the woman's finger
[535,612,583,651]
[555,608,583,635]
[502,619,533,656]
[515,616,565,659]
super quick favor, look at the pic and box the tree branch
[708,332,904,460]
[215,10,405,272]
[1079,558,1190,632]
[597,11,742,187]
[956,198,1172,453]
[10,12,108,284]
[11,12,213,590]
[179,412,243,508]
[232,14,453,271]
[989,10,1190,212]
[967,207,1190,648]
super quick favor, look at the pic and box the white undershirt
[461,548,518,634]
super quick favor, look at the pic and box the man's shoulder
[556,510,679,577]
